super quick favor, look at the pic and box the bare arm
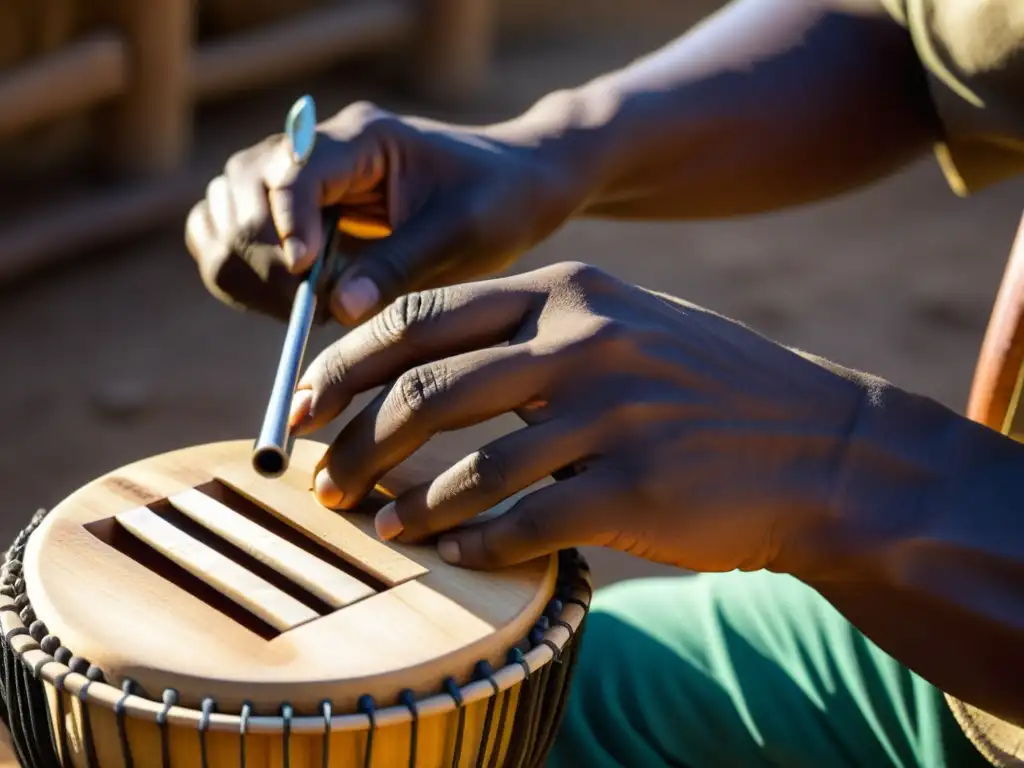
[498,0,942,219]
[790,384,1024,727]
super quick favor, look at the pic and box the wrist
[484,84,628,214]
[778,383,966,583]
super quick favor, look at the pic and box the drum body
[0,440,591,767]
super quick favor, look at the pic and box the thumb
[329,192,486,324]
[265,152,329,274]
[436,475,605,570]
[262,133,367,274]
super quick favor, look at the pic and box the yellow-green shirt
[882,0,1024,195]
[882,0,1024,763]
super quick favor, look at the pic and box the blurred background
[1,0,1022,588]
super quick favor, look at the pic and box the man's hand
[184,103,590,325]
[290,261,875,575]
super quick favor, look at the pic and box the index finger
[292,277,540,433]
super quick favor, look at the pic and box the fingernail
[289,389,314,430]
[374,502,404,541]
[282,237,306,269]
[336,277,380,321]
[438,539,461,564]
[313,469,344,508]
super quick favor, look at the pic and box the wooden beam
[416,0,497,103]
[0,32,128,139]
[97,0,193,177]
[0,170,208,285]
[192,0,415,101]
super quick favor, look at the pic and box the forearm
[497,0,940,219]
[790,384,1024,726]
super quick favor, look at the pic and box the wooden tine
[167,488,376,609]
[116,506,318,632]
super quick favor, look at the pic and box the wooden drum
[0,440,591,767]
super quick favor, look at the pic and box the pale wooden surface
[116,504,323,632]
[25,439,556,712]
[168,487,377,608]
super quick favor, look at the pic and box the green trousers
[548,570,990,767]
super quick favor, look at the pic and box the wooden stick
[0,32,128,140]
[98,0,193,177]
[191,0,414,101]
[167,489,376,609]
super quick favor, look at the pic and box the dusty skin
[1,2,1023,586]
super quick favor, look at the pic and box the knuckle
[224,145,258,178]
[614,460,664,506]
[315,344,351,393]
[587,317,633,350]
[464,449,510,497]
[372,289,449,346]
[335,101,395,136]
[564,317,636,361]
[511,502,554,544]
[204,175,225,202]
[184,203,208,257]
[394,363,450,418]
[343,100,381,121]
[545,260,614,290]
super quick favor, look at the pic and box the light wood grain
[215,463,428,588]
[25,439,556,711]
[116,505,319,633]
[168,488,376,609]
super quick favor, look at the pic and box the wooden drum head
[23,440,557,715]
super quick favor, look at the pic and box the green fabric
[549,570,991,767]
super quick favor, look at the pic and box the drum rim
[25,438,563,705]
[0,512,591,735]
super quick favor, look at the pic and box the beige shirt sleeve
[882,0,1024,195]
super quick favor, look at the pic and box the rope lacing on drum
[320,699,333,768]
[239,701,253,768]
[473,661,501,768]
[281,703,294,768]
[199,697,216,766]
[357,694,377,768]
[0,505,592,768]
[444,677,467,768]
[116,679,137,768]
[399,689,420,768]
[158,688,179,768]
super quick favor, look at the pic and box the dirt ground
[2,4,1022,588]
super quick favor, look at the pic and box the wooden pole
[96,0,193,178]
[968,213,1024,432]
[416,0,496,103]
[0,32,127,140]
[191,0,413,101]
[0,171,208,285]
